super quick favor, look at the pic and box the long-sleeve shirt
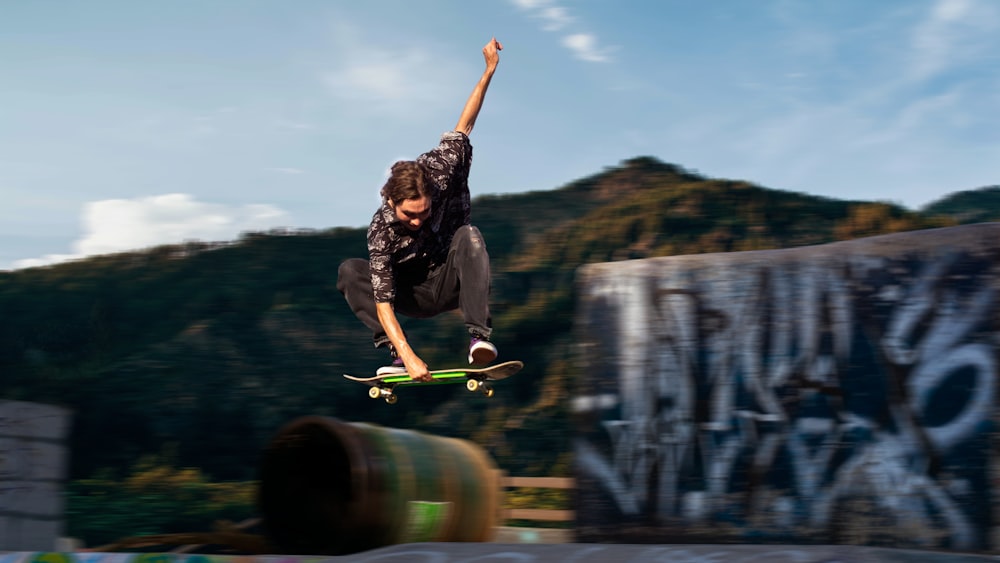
[366,131,473,303]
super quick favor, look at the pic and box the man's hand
[400,350,431,382]
[483,37,502,70]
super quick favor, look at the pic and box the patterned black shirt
[367,131,473,303]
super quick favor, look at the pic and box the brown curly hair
[380,161,431,205]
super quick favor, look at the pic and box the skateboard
[343,360,523,404]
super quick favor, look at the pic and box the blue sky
[2,0,998,270]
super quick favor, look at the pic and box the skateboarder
[337,37,503,382]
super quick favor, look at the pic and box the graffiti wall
[0,401,72,551]
[573,223,1000,550]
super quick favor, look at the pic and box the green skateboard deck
[344,360,524,404]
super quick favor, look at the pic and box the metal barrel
[257,416,501,555]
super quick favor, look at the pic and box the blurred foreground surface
[3,544,1000,562]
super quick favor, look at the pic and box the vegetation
[65,456,257,547]
[0,156,991,546]
[920,185,1000,224]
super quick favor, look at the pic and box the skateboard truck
[369,385,399,404]
[465,378,495,397]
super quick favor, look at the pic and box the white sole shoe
[469,340,498,365]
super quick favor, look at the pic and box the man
[337,37,503,382]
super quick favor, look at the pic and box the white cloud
[321,22,459,113]
[514,1,574,32]
[324,57,410,102]
[562,34,613,63]
[13,194,290,269]
[264,167,305,175]
[539,7,573,31]
[272,118,316,130]
[509,0,613,63]
[909,0,999,81]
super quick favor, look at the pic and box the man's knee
[337,258,368,293]
[454,225,487,256]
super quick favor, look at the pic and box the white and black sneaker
[468,336,498,366]
[376,351,407,376]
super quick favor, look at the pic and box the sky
[2,0,999,270]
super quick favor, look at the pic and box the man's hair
[381,161,430,204]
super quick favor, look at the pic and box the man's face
[392,196,431,231]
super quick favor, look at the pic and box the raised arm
[454,37,502,137]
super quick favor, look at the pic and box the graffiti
[575,232,999,551]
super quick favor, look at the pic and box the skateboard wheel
[385,394,398,405]
[466,379,480,392]
[369,387,381,399]
[483,386,495,398]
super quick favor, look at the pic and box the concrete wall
[0,401,72,551]
[573,223,1000,551]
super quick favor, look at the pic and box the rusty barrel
[257,416,501,555]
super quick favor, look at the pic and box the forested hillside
[0,156,990,545]
[921,185,1000,224]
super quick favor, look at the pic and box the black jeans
[337,225,492,348]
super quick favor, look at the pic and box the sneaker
[468,337,497,366]
[376,352,407,376]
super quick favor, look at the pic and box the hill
[0,156,976,490]
[922,185,1000,223]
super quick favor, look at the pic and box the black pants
[337,225,492,348]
